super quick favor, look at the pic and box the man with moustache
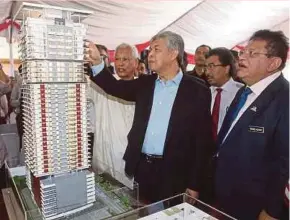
[214,30,289,220]
[188,44,211,86]
[135,59,147,77]
[85,31,213,203]
[205,47,243,141]
[89,43,138,188]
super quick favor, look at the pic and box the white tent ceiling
[0,0,289,53]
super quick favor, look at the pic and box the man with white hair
[89,43,138,188]
[113,43,138,80]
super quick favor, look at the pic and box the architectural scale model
[17,3,95,219]
[138,203,218,220]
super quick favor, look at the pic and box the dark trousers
[134,155,164,204]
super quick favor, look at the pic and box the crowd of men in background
[0,28,288,220]
[91,39,250,86]
[86,29,289,220]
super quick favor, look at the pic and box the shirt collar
[210,77,235,93]
[249,71,281,96]
[157,70,183,86]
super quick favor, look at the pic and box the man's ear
[225,65,230,76]
[134,58,139,68]
[267,57,282,72]
[170,49,179,62]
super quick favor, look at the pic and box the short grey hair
[150,31,185,71]
[115,43,139,59]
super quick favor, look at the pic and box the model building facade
[20,14,95,220]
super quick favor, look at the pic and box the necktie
[212,88,222,141]
[218,87,252,146]
[229,87,252,123]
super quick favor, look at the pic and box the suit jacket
[215,75,289,219]
[91,66,214,198]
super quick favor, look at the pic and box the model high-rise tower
[18,4,95,219]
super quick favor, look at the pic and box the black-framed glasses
[205,63,225,70]
[238,50,271,58]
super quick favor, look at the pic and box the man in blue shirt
[85,31,213,203]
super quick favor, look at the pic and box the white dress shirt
[210,78,243,133]
[224,71,282,142]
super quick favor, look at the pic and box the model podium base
[5,160,139,220]
[26,170,95,220]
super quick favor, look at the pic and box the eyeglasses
[238,50,270,58]
[205,63,225,70]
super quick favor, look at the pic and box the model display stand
[110,194,237,220]
[5,159,139,220]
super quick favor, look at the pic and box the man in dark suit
[187,44,211,86]
[214,30,289,220]
[85,31,214,203]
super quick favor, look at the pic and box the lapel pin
[250,106,257,112]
